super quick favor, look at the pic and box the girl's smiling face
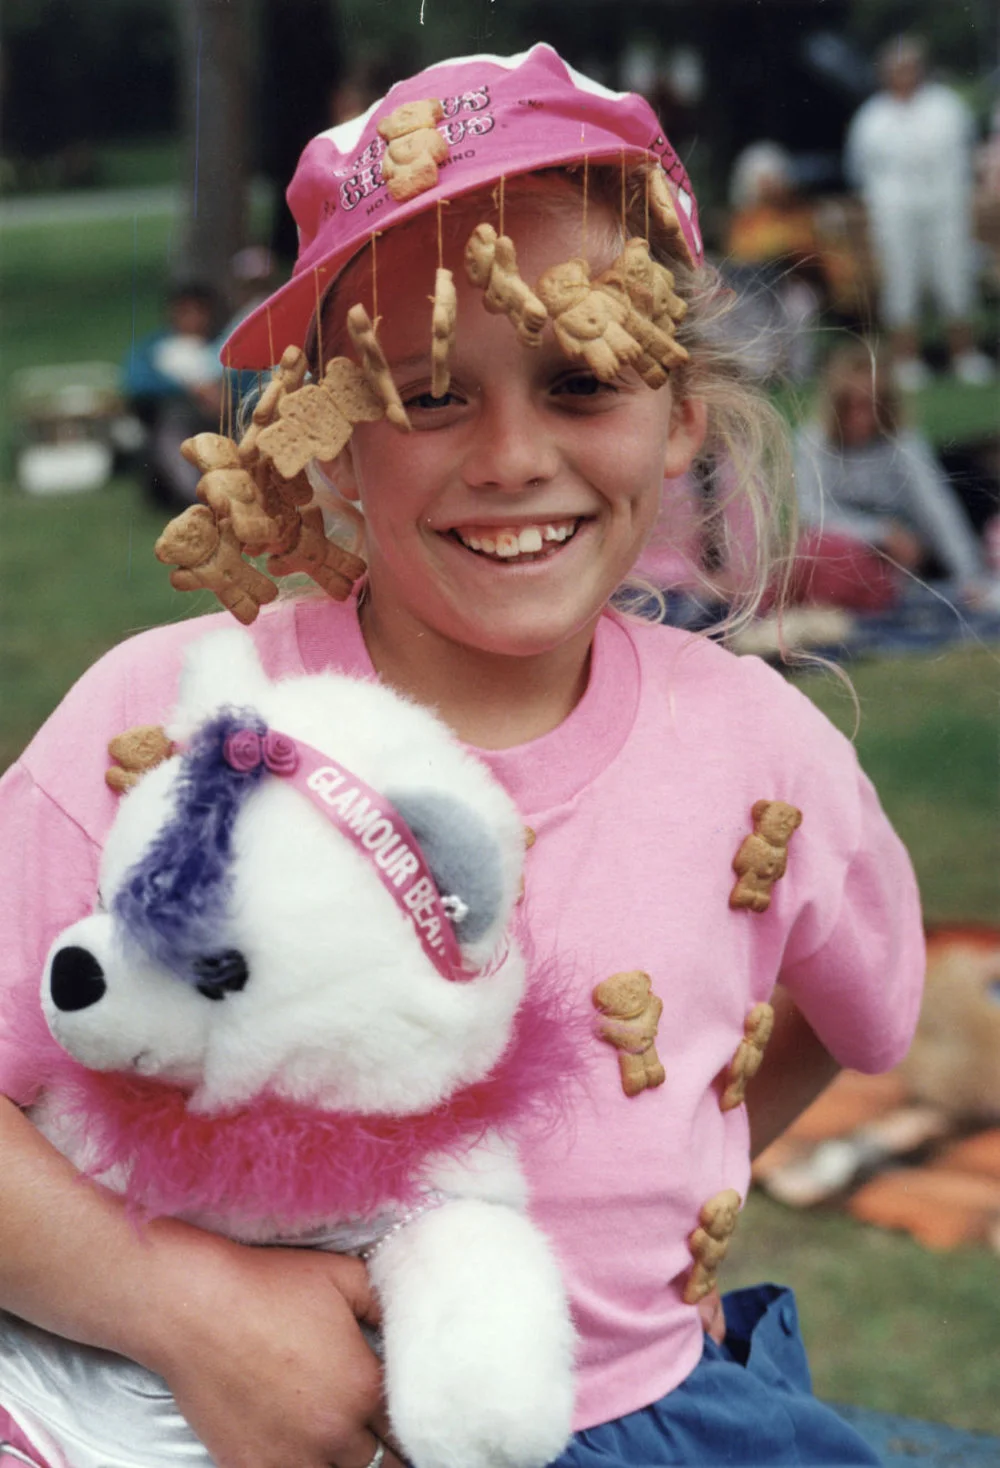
[324,196,706,669]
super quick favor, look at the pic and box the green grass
[2,195,1000,1440]
[95,139,182,190]
[0,212,179,465]
[792,650,1000,924]
[726,1192,1000,1435]
[0,477,203,769]
[772,373,1000,449]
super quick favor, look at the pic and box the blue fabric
[551,1284,882,1466]
[662,585,1000,665]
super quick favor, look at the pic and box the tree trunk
[176,0,251,312]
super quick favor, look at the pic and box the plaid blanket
[753,927,1000,1252]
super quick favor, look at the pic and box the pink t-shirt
[0,595,924,1431]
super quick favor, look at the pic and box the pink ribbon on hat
[223,726,471,981]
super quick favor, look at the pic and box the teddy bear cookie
[254,353,386,481]
[154,505,279,626]
[105,725,175,793]
[729,800,802,913]
[598,238,689,387]
[646,166,696,269]
[464,223,549,347]
[720,1002,775,1111]
[683,1188,742,1304]
[346,304,411,430]
[266,505,366,602]
[377,99,448,202]
[535,258,646,383]
[183,437,288,552]
[592,970,666,1097]
[431,267,458,398]
[159,339,378,622]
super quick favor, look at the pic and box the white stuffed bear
[0,629,576,1468]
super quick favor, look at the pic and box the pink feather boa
[17,960,584,1230]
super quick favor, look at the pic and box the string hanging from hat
[620,147,628,238]
[498,174,506,239]
[224,348,234,442]
[313,267,325,375]
[581,154,589,259]
[266,303,276,374]
[437,198,445,272]
[370,231,380,331]
[644,153,651,242]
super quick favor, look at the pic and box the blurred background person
[845,34,995,391]
[724,141,833,382]
[121,280,226,509]
[793,342,993,608]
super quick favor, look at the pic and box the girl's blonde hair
[583,160,797,631]
[300,160,798,631]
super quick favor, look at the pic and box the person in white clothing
[845,34,994,390]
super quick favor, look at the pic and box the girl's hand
[140,1233,397,1468]
[0,1102,404,1468]
[697,1286,727,1345]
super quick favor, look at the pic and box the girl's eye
[405,389,463,411]
[555,373,616,399]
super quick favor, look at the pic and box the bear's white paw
[370,1200,575,1468]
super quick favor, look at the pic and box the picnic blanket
[662,582,1000,663]
[753,927,1000,1252]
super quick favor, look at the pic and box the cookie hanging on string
[427,199,458,398]
[430,268,458,398]
[535,258,647,382]
[253,356,385,483]
[646,166,696,268]
[464,223,548,347]
[266,506,367,603]
[155,507,279,627]
[346,304,411,431]
[597,238,689,387]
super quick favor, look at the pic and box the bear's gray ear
[389,790,505,945]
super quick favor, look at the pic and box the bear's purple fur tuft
[112,709,265,980]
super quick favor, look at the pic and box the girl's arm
[0,1095,401,1468]
[744,985,841,1160]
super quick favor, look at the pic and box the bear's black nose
[50,946,107,1012]
[191,949,249,1001]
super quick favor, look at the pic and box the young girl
[0,45,923,1468]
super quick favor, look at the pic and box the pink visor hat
[223,42,702,370]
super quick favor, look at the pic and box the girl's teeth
[455,520,577,557]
